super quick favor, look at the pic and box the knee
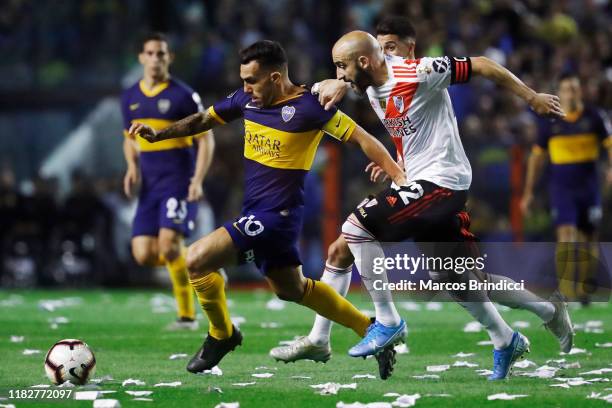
[274,281,306,303]
[131,245,157,267]
[186,244,210,278]
[158,237,180,261]
[327,236,354,268]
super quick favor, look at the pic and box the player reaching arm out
[129,107,407,187]
[123,136,140,199]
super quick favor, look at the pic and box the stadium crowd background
[1,0,611,287]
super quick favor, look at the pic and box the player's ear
[138,51,145,65]
[357,55,369,69]
[168,51,175,64]
[270,71,281,83]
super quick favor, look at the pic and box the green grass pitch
[0,289,610,407]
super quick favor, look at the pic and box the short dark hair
[140,32,169,52]
[375,16,416,40]
[239,40,287,71]
[559,71,579,82]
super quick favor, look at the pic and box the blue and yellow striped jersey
[534,106,612,187]
[210,88,356,212]
[120,78,205,188]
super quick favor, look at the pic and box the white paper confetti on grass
[260,322,281,328]
[352,374,376,379]
[399,301,421,311]
[231,316,246,328]
[75,391,101,400]
[122,379,146,386]
[30,384,51,388]
[22,349,41,355]
[394,344,409,354]
[290,376,312,379]
[560,347,588,355]
[38,297,82,312]
[168,353,188,360]
[463,321,482,333]
[48,316,70,324]
[595,343,612,348]
[452,352,475,358]
[255,366,277,371]
[154,382,181,387]
[198,366,223,376]
[515,365,559,379]
[512,321,530,329]
[10,335,24,343]
[487,393,528,401]
[310,382,357,395]
[514,359,537,369]
[251,373,274,378]
[392,394,421,407]
[550,383,570,389]
[0,404,16,408]
[91,375,114,384]
[475,369,493,377]
[384,393,401,397]
[337,403,391,408]
[125,391,153,397]
[587,393,612,403]
[214,403,239,408]
[453,361,478,368]
[232,382,256,387]
[477,340,493,346]
[412,374,440,379]
[132,398,154,402]
[93,400,121,408]
[426,302,442,311]
[265,298,286,311]
[581,368,612,375]
[426,365,450,372]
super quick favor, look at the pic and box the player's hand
[123,166,140,199]
[188,179,203,202]
[520,192,533,216]
[365,162,389,183]
[529,93,565,118]
[129,122,158,143]
[313,79,348,111]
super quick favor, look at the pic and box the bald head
[333,31,382,61]
[332,31,387,95]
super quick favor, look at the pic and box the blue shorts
[223,206,303,274]
[132,187,198,238]
[550,183,601,233]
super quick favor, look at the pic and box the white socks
[485,273,555,323]
[307,263,352,346]
[342,216,402,328]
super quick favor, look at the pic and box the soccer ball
[44,339,96,385]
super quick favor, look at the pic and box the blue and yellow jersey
[120,78,205,189]
[534,106,612,187]
[209,88,356,212]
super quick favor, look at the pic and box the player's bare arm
[122,136,140,198]
[470,56,565,118]
[520,147,549,215]
[129,109,220,143]
[188,130,215,202]
[312,79,350,110]
[348,125,407,186]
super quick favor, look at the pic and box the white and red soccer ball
[44,339,96,385]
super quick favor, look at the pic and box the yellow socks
[556,242,576,300]
[190,272,233,340]
[166,253,196,320]
[300,278,370,337]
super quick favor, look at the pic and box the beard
[350,66,374,95]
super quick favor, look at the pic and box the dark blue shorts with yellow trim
[132,187,198,238]
[223,206,303,274]
[550,183,601,233]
